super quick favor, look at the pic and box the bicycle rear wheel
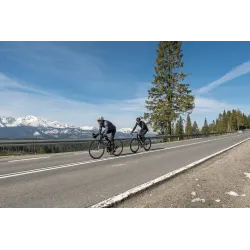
[89,140,105,159]
[112,139,123,156]
[143,138,151,151]
[130,138,139,153]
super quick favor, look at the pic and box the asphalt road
[0,132,249,207]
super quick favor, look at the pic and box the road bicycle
[130,131,151,153]
[89,134,123,159]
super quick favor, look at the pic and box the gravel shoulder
[117,140,250,208]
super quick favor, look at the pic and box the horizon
[1,41,250,129]
[1,109,245,131]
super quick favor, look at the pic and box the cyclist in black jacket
[131,117,148,144]
[93,116,116,153]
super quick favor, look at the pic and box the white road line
[73,152,89,155]
[0,134,245,180]
[91,137,250,208]
[112,164,125,167]
[8,157,50,163]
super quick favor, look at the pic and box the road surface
[117,138,250,208]
[0,132,249,207]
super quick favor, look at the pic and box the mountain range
[0,115,155,139]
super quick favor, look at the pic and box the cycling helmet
[97,116,104,121]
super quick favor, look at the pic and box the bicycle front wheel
[89,140,105,159]
[130,138,139,153]
[112,139,123,156]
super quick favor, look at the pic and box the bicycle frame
[132,132,144,145]
[98,136,113,151]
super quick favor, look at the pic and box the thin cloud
[2,63,250,129]
[0,73,50,96]
[196,61,250,94]
[0,73,144,128]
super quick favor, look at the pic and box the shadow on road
[119,147,165,157]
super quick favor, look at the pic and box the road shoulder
[117,140,250,208]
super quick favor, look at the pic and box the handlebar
[92,133,109,140]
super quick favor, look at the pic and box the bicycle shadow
[119,147,165,157]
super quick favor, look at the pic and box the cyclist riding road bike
[93,117,116,153]
[130,117,148,145]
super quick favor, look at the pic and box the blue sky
[1,41,250,129]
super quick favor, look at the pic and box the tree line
[173,109,250,136]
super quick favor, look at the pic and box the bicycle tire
[89,140,105,159]
[143,138,151,151]
[130,138,139,153]
[112,139,123,156]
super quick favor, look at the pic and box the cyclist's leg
[105,130,115,153]
[110,129,116,149]
[140,129,147,143]
[105,129,115,147]
[104,134,111,145]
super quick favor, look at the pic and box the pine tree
[215,119,219,133]
[144,41,195,135]
[236,109,242,130]
[192,121,199,134]
[212,119,216,132]
[202,118,209,134]
[226,110,232,131]
[230,109,238,131]
[209,120,216,133]
[175,116,184,136]
[185,114,192,135]
[222,110,228,132]
[171,122,175,135]
[241,113,248,129]
[248,115,250,128]
[215,113,223,132]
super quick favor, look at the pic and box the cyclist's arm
[131,123,137,133]
[95,125,102,136]
[102,121,109,136]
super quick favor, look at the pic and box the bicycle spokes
[112,140,123,156]
[89,141,105,159]
[130,138,140,153]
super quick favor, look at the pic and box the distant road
[0,132,249,207]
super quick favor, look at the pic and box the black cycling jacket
[97,120,116,136]
[132,120,148,132]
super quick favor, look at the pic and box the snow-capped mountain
[0,116,78,129]
[118,128,132,134]
[118,127,156,135]
[0,116,17,127]
[80,126,98,131]
[0,115,143,139]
